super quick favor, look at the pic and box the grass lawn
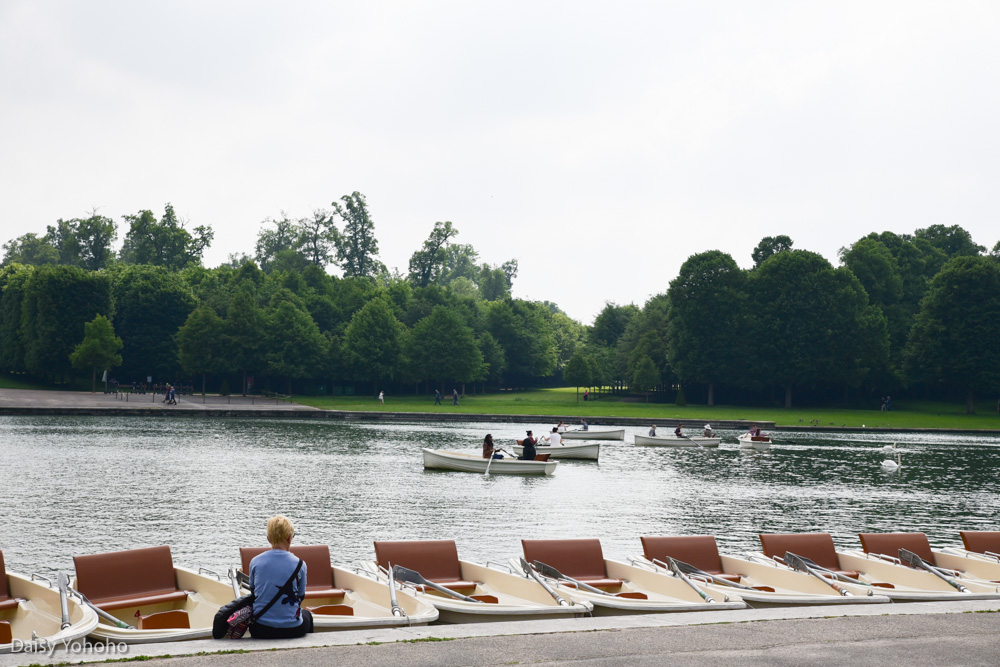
[294,387,1000,430]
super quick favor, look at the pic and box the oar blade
[391,564,427,586]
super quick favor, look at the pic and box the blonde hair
[266,515,295,546]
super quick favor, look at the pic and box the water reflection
[1,416,998,578]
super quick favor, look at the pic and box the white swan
[881,452,901,470]
[880,442,897,454]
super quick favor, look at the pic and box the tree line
[2,195,998,412]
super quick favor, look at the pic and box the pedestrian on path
[452,389,459,405]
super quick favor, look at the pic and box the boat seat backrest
[759,533,841,571]
[73,546,179,606]
[534,454,551,462]
[374,540,464,583]
[0,550,9,601]
[959,531,1000,555]
[858,532,934,563]
[0,621,11,645]
[641,536,725,574]
[521,539,607,580]
[240,545,335,591]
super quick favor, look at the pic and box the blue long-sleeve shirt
[249,549,307,627]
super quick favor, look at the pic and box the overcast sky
[2,1,998,324]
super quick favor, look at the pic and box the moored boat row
[6,529,999,648]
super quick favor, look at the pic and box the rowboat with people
[362,540,593,623]
[512,441,600,460]
[633,434,720,448]
[560,428,625,441]
[753,532,1000,601]
[70,546,237,643]
[511,539,746,614]
[738,432,771,450]
[229,544,438,629]
[422,448,556,475]
[630,535,891,606]
[0,551,98,654]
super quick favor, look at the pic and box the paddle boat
[630,535,890,606]
[0,551,98,654]
[754,533,1000,601]
[511,538,746,614]
[634,434,721,448]
[560,428,625,441]
[422,448,556,475]
[230,544,438,629]
[71,546,236,643]
[512,441,600,460]
[939,531,1000,582]
[361,540,592,623]
[738,432,771,450]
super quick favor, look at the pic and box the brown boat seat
[534,454,551,462]
[640,535,742,581]
[374,540,477,590]
[0,550,21,611]
[136,609,190,630]
[0,621,11,645]
[759,533,860,579]
[858,532,936,565]
[521,539,623,588]
[959,531,1000,555]
[307,604,354,616]
[240,545,347,599]
[73,546,189,611]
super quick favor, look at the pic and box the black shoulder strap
[252,557,303,622]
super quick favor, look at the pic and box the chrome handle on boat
[627,556,657,571]
[484,560,513,574]
[868,552,901,565]
[985,550,1000,562]
[30,573,52,586]
[199,567,221,580]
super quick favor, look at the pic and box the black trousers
[248,609,314,639]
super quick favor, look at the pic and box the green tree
[342,297,405,390]
[175,305,226,396]
[1,233,58,267]
[223,290,266,394]
[75,213,118,271]
[332,191,385,279]
[254,215,300,273]
[904,256,1000,413]
[0,264,33,372]
[914,224,985,259]
[297,210,338,267]
[21,265,112,381]
[111,265,197,382]
[408,221,458,287]
[485,299,557,385]
[265,300,327,394]
[119,204,214,270]
[751,234,794,268]
[589,302,638,348]
[70,315,123,391]
[477,265,510,301]
[666,251,746,406]
[406,306,484,391]
[631,355,659,402]
[564,352,593,402]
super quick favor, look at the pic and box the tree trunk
[576,386,579,403]
[784,384,792,409]
[242,370,248,396]
[707,382,715,407]
[966,387,975,415]
[202,372,206,397]
[91,367,96,392]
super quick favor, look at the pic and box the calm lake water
[2,416,999,578]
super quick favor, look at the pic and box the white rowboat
[634,435,720,448]
[738,433,771,450]
[560,429,624,441]
[422,449,557,475]
[512,442,600,460]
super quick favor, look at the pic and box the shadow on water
[1,417,998,577]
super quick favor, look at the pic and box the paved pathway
[0,388,312,411]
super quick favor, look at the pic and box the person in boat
[518,431,537,460]
[483,434,502,459]
[703,424,714,437]
[247,515,313,639]
[674,424,683,438]
[648,425,657,437]
[580,419,588,431]
[545,426,562,447]
[556,420,566,432]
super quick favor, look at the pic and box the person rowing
[674,424,683,438]
[518,431,537,460]
[544,427,562,447]
[703,424,715,438]
[482,434,503,459]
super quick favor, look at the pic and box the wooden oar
[391,565,487,603]
[664,557,715,602]
[519,557,568,606]
[531,561,646,599]
[72,590,135,629]
[57,571,72,630]
[784,552,852,596]
[484,452,495,478]
[386,562,405,616]
[678,434,706,448]
[899,549,970,593]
